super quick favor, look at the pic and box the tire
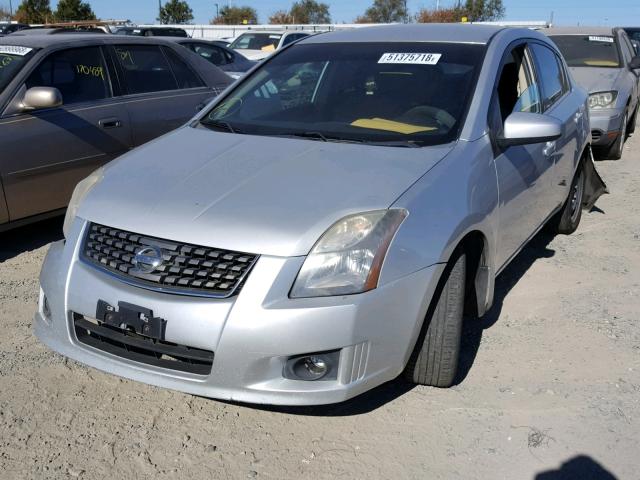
[629,105,638,135]
[550,160,586,235]
[404,252,466,387]
[605,109,628,160]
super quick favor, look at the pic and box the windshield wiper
[201,120,240,134]
[275,132,422,148]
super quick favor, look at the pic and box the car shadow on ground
[535,455,617,479]
[226,228,558,417]
[454,227,556,386]
[0,217,64,263]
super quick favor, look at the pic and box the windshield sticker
[76,64,105,80]
[0,54,13,68]
[0,46,33,56]
[269,35,281,39]
[588,36,614,43]
[378,53,441,65]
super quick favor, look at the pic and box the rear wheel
[629,105,638,135]
[550,160,585,235]
[404,253,465,387]
[605,109,628,160]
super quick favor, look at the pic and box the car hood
[234,49,271,60]
[79,126,453,257]
[569,66,624,94]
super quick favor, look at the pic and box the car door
[619,32,640,109]
[490,43,556,269]
[529,42,581,209]
[108,43,214,146]
[0,45,132,222]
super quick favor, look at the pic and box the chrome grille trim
[80,222,258,299]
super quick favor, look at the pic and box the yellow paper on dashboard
[351,118,437,134]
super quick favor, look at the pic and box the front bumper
[35,220,440,406]
[589,108,625,147]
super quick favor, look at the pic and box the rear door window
[25,46,111,104]
[114,44,177,94]
[529,44,566,110]
[163,47,204,89]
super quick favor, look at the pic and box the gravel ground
[1,132,639,480]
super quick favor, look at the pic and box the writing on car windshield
[202,42,485,147]
[0,46,35,93]
[550,35,621,68]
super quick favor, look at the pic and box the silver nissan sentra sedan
[35,24,604,405]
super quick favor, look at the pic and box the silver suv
[35,25,603,406]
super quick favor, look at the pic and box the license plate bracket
[96,300,167,340]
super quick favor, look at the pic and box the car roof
[0,33,184,49]
[299,24,506,45]
[544,26,616,36]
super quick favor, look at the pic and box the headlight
[290,209,407,298]
[588,91,617,109]
[62,167,104,238]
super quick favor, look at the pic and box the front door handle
[98,117,122,129]
[543,141,556,158]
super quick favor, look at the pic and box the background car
[228,30,310,61]
[0,23,29,36]
[165,37,256,79]
[546,27,640,159]
[623,27,640,53]
[35,25,604,406]
[0,34,231,231]
[9,27,106,35]
[114,27,188,38]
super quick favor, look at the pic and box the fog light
[284,350,340,381]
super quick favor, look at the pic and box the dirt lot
[1,133,639,480]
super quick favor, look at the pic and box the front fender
[381,137,499,288]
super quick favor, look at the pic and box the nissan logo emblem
[132,246,164,274]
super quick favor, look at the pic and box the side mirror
[498,112,562,147]
[21,86,63,111]
[629,56,640,70]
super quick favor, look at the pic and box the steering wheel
[402,105,456,130]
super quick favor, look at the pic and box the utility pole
[9,0,12,18]
[215,3,219,19]
[158,0,162,23]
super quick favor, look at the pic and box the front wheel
[549,161,585,235]
[404,252,466,387]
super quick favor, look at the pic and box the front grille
[591,129,602,142]
[81,223,258,298]
[74,314,214,375]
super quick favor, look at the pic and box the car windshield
[202,42,485,147]
[550,35,621,68]
[0,45,35,93]
[230,33,282,52]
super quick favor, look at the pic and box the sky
[13,0,640,26]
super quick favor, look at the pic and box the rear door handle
[98,117,122,129]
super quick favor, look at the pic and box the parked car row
[0,34,232,231]
[28,24,614,406]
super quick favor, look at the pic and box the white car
[229,31,310,61]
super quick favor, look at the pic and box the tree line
[1,0,504,26]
